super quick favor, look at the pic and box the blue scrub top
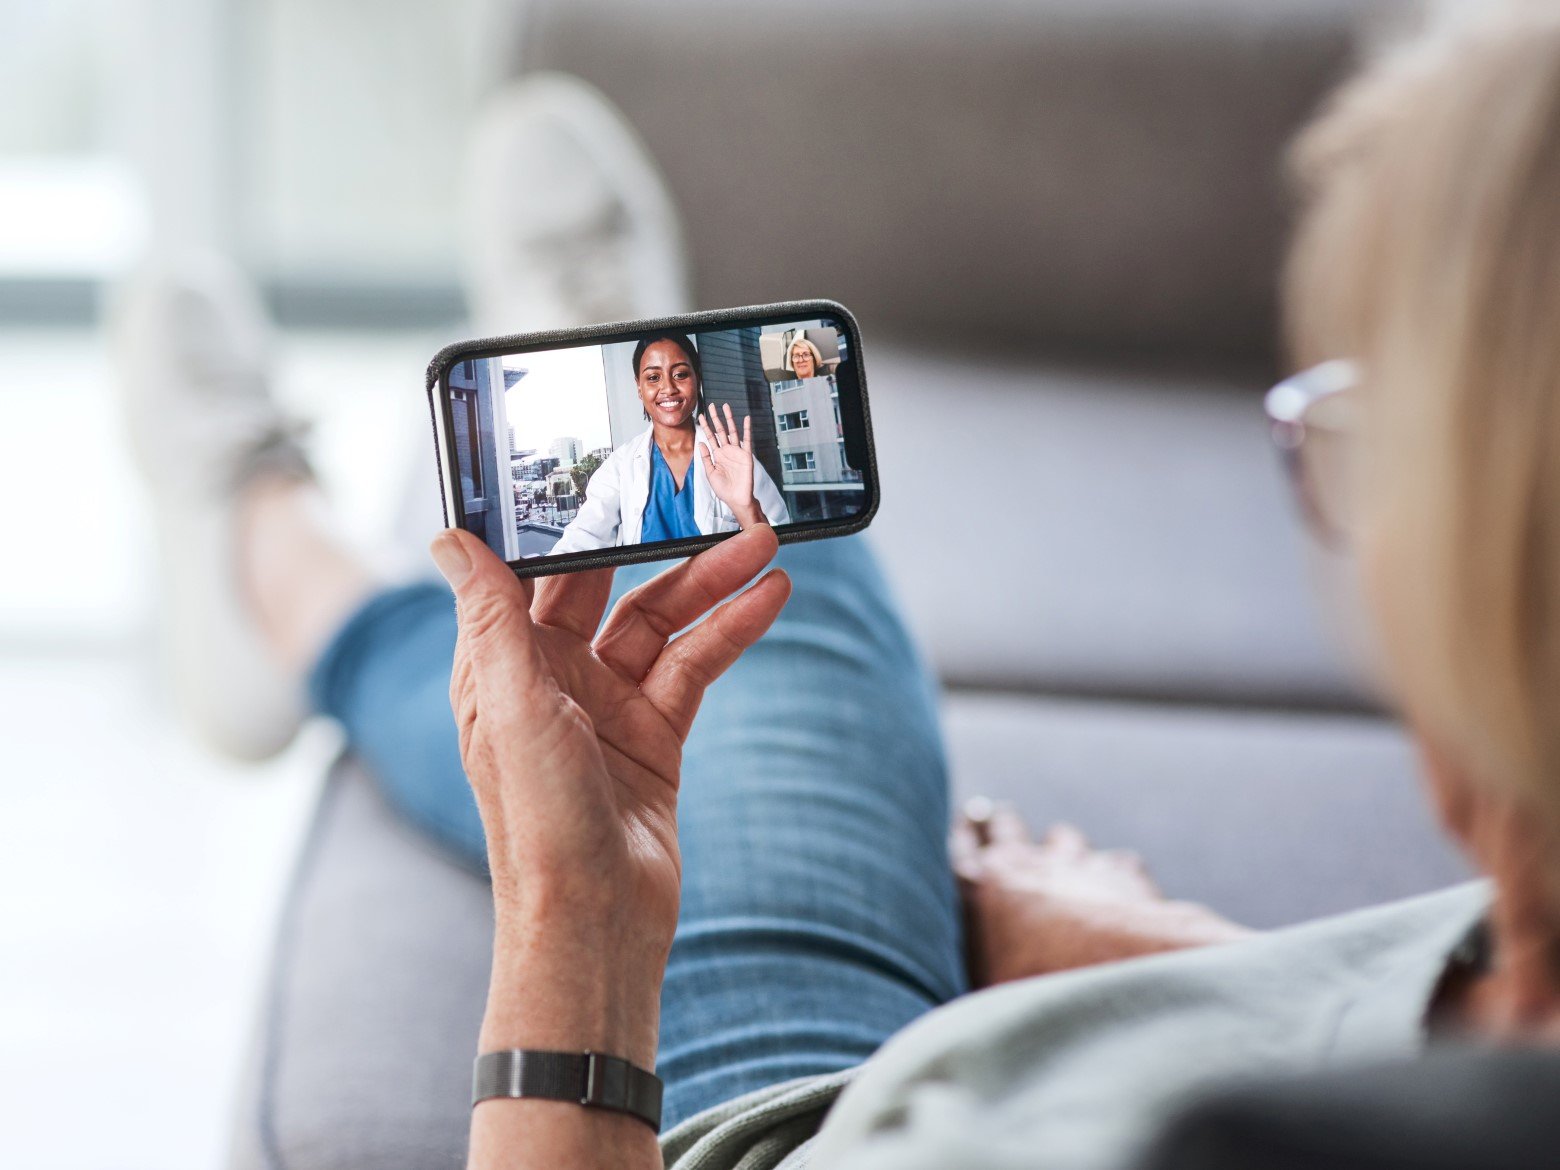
[641,439,699,542]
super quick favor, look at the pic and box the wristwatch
[472,1050,663,1133]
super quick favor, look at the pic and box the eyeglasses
[1264,360,1360,549]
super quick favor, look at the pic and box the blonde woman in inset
[787,336,828,380]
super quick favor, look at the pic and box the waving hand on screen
[697,403,762,528]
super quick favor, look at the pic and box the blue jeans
[308,536,967,1129]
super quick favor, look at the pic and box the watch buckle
[581,1051,628,1108]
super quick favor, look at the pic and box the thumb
[431,528,540,680]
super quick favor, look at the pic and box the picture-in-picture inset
[447,316,864,563]
[760,326,841,382]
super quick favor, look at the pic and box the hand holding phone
[427,301,877,577]
[430,519,791,1090]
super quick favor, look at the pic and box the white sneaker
[113,254,309,761]
[458,71,692,335]
[386,74,696,558]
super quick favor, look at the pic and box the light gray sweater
[661,883,1489,1170]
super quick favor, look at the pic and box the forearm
[468,916,665,1170]
[1101,900,1253,961]
[1057,897,1249,967]
[470,1086,660,1170]
[434,523,788,1170]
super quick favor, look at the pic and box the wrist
[1155,900,1251,947]
[1103,900,1250,961]
[733,501,763,528]
[482,920,667,1071]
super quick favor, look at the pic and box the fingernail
[430,531,472,587]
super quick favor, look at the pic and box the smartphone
[426,300,878,577]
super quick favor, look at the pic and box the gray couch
[230,2,1469,1167]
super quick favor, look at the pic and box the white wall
[602,339,647,448]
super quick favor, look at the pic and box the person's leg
[241,476,377,678]
[654,534,967,1127]
[305,574,485,868]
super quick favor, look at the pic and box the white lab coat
[552,427,791,554]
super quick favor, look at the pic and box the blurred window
[0,0,145,288]
[0,0,492,324]
[242,0,491,310]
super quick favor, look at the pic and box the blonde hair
[788,337,825,374]
[1287,3,1560,823]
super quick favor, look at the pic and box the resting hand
[430,525,790,1169]
[698,403,763,527]
[952,805,1250,987]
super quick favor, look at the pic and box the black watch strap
[472,1050,663,1133]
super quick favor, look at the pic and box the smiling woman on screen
[551,333,790,554]
[788,336,826,379]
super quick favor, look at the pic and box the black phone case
[425,298,878,578]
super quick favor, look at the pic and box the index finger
[593,523,780,682]
[641,567,791,738]
[532,566,615,642]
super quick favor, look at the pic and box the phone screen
[436,309,872,568]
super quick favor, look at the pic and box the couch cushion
[943,691,1469,930]
[867,344,1373,708]
[518,0,1402,363]
[229,761,489,1170]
